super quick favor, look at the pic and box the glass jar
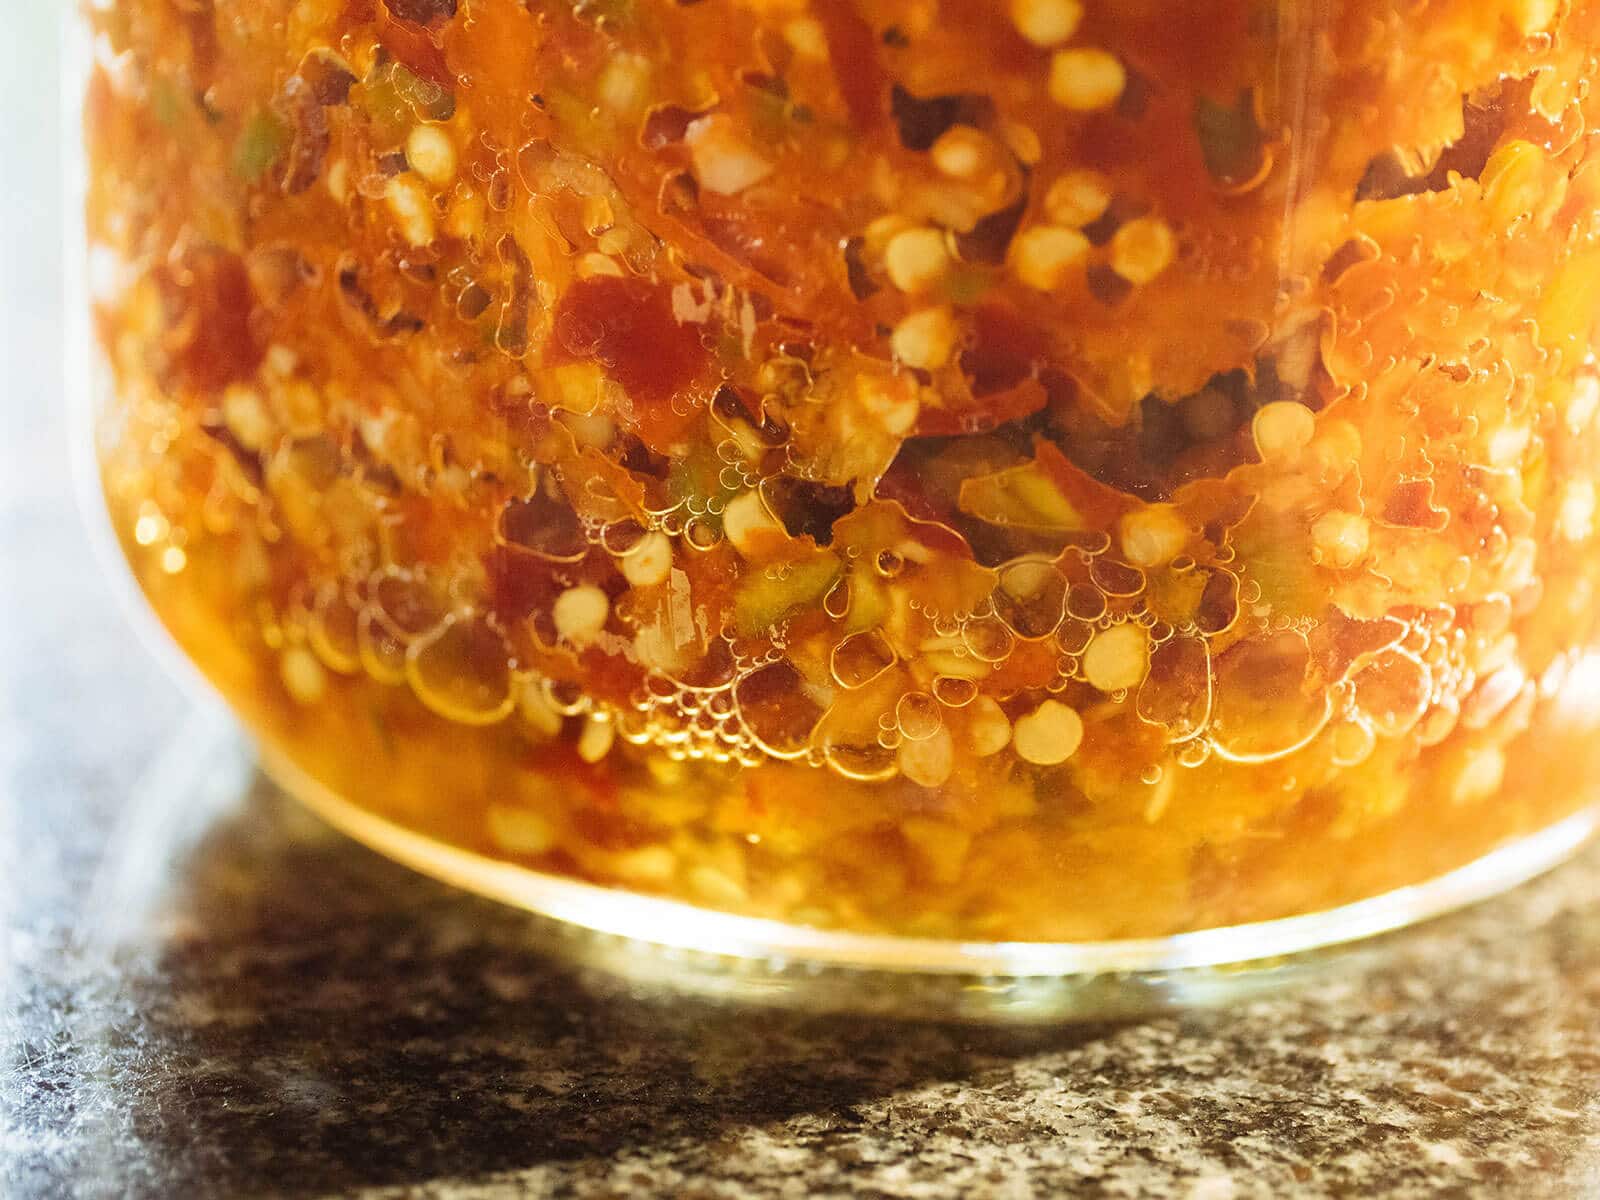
[75,0,1600,979]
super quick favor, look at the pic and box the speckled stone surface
[7,375,1600,1200]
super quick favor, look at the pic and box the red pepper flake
[1380,477,1450,531]
[376,16,453,88]
[382,0,457,29]
[913,380,1046,437]
[167,251,263,392]
[1034,438,1140,529]
[810,0,886,131]
[483,545,561,623]
[967,301,1050,392]
[337,0,453,87]
[550,276,705,411]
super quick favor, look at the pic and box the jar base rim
[252,731,1599,1018]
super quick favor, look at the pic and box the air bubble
[1066,583,1106,623]
[832,630,896,688]
[1350,647,1432,738]
[610,703,653,741]
[1136,635,1212,743]
[734,661,824,759]
[309,581,362,675]
[1329,717,1376,767]
[405,612,515,726]
[896,691,943,741]
[1089,557,1145,597]
[357,606,409,685]
[995,558,1067,640]
[1057,620,1093,655]
[822,739,899,781]
[545,677,592,716]
[962,616,1015,663]
[931,676,978,707]
[823,577,851,620]
[684,516,723,549]
[599,519,648,555]
[1208,630,1332,762]
[370,568,446,637]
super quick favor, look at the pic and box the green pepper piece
[958,460,1082,530]
[734,552,842,637]
[233,108,289,183]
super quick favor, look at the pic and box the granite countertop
[6,386,1600,1200]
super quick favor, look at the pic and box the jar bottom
[256,736,1600,1021]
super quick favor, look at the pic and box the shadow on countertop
[8,771,1123,1197]
[8,757,1600,1199]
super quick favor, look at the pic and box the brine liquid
[88,0,1600,939]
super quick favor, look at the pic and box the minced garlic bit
[863,212,915,254]
[486,805,557,855]
[899,724,955,788]
[517,679,565,738]
[445,189,486,242]
[1048,48,1126,111]
[1482,140,1551,226]
[1008,224,1089,292]
[966,696,1013,757]
[1109,216,1176,284]
[576,252,626,279]
[884,226,953,294]
[620,530,674,586]
[1311,510,1370,569]
[685,114,774,195]
[1119,504,1190,568]
[722,490,785,557]
[404,125,457,187]
[385,175,436,246]
[553,584,610,646]
[597,54,651,115]
[1008,0,1083,48]
[280,645,328,706]
[1043,169,1113,227]
[892,306,960,370]
[783,16,829,59]
[854,373,921,435]
[1252,400,1317,463]
[929,125,1007,182]
[1012,699,1084,765]
[221,384,273,452]
[1452,745,1507,805]
[1000,120,1042,166]
[1082,622,1151,692]
[1558,479,1596,540]
[325,158,349,203]
[576,713,616,763]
